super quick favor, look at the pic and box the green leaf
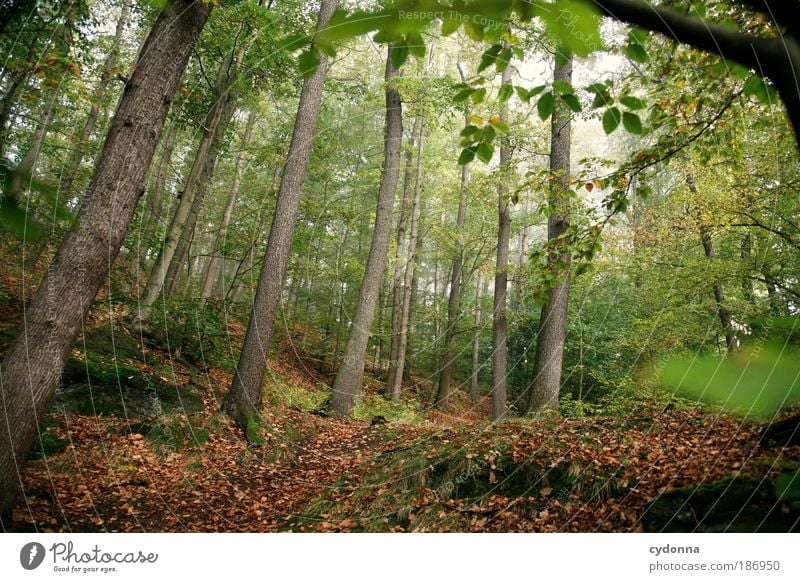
[298,49,320,78]
[498,83,514,103]
[407,32,425,58]
[622,111,643,134]
[560,93,582,112]
[478,43,503,73]
[538,0,603,57]
[458,147,476,165]
[454,87,473,103]
[622,42,648,63]
[464,20,484,41]
[441,15,461,36]
[460,125,480,137]
[742,74,775,104]
[516,86,531,103]
[659,343,800,417]
[620,95,645,110]
[552,79,574,95]
[602,107,622,134]
[591,91,612,108]
[471,88,487,104]
[390,44,409,69]
[476,141,495,163]
[537,91,555,120]
[481,124,496,142]
[495,48,513,73]
[489,119,510,134]
[586,82,608,94]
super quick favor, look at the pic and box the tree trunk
[223,0,338,430]
[0,0,212,521]
[700,227,738,353]
[388,118,423,400]
[7,91,57,204]
[385,118,417,396]
[201,110,256,300]
[527,52,574,414]
[162,95,236,296]
[329,46,403,417]
[435,137,470,409]
[60,0,131,199]
[404,221,423,383]
[142,117,179,246]
[491,52,512,421]
[470,276,486,399]
[135,47,237,322]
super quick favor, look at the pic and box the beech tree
[0,0,213,519]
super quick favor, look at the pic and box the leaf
[602,107,622,134]
[460,125,480,137]
[406,32,425,58]
[454,88,473,103]
[560,93,582,112]
[467,114,485,125]
[478,43,503,73]
[622,42,648,63]
[659,343,800,416]
[742,74,775,104]
[498,83,514,103]
[622,111,643,134]
[495,48,513,73]
[538,0,603,57]
[298,50,320,79]
[476,141,495,163]
[470,88,487,104]
[537,91,555,120]
[553,79,574,95]
[458,147,476,165]
[390,44,409,69]
[620,95,645,110]
[490,119,510,134]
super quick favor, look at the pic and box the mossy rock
[53,327,203,418]
[642,477,799,532]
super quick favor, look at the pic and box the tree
[491,48,512,420]
[527,50,573,414]
[329,45,404,418]
[224,0,339,432]
[0,0,213,520]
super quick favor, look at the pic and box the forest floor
[2,246,799,533]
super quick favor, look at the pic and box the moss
[28,417,69,460]
[146,415,211,455]
[245,412,266,447]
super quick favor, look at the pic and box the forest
[0,0,798,533]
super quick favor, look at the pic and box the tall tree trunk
[404,222,423,383]
[388,118,423,400]
[329,45,403,417]
[201,111,256,300]
[162,95,236,296]
[491,51,512,421]
[60,0,132,199]
[686,173,738,352]
[142,117,179,246]
[135,48,237,322]
[223,0,338,431]
[6,91,57,204]
[470,276,486,399]
[0,76,23,159]
[0,0,212,521]
[385,118,417,396]
[527,52,574,414]
[435,139,470,409]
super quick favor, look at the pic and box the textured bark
[329,46,403,418]
[0,0,212,521]
[385,118,417,396]
[404,219,423,383]
[136,48,237,322]
[162,95,236,296]
[527,53,574,414]
[60,0,131,199]
[470,276,486,399]
[223,0,338,430]
[491,55,512,421]
[388,118,423,401]
[201,111,256,300]
[6,91,57,203]
[142,118,179,242]
[435,142,470,409]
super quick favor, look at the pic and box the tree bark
[491,52,512,421]
[435,136,470,409]
[0,0,212,521]
[527,52,574,414]
[60,0,132,199]
[135,47,237,322]
[6,91,57,204]
[470,276,486,399]
[201,110,256,300]
[329,46,403,417]
[223,0,339,430]
[385,118,417,396]
[388,117,423,400]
